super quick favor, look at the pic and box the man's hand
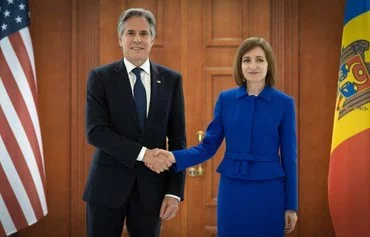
[156,149,175,163]
[285,210,298,234]
[144,149,176,173]
[160,196,179,220]
[143,149,173,173]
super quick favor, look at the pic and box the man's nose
[133,34,142,43]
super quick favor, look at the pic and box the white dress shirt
[124,58,151,162]
[124,58,180,202]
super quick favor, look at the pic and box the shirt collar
[236,85,274,102]
[124,58,151,75]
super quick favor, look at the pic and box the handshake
[143,149,176,174]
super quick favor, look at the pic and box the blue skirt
[217,176,285,237]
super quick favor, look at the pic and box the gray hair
[117,8,156,39]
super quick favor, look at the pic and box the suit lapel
[146,62,163,126]
[113,60,141,132]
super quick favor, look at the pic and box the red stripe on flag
[329,128,370,237]
[0,50,45,186]
[8,33,38,110]
[0,222,5,237]
[0,165,28,231]
[0,108,44,220]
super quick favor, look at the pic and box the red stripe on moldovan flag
[328,128,370,236]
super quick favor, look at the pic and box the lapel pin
[156,80,161,84]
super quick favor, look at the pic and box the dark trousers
[86,182,161,237]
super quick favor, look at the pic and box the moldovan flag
[0,0,47,236]
[328,0,370,236]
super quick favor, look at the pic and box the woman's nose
[249,63,257,69]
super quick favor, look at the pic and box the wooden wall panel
[148,0,183,72]
[19,0,99,236]
[270,2,300,235]
[204,67,234,207]
[271,0,299,100]
[70,0,99,236]
[247,0,270,39]
[204,0,246,47]
[299,0,345,236]
[19,0,72,236]
[99,0,124,64]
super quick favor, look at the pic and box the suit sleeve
[279,98,298,211]
[172,93,225,171]
[165,75,187,199]
[86,69,142,169]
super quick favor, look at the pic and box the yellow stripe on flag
[331,10,370,152]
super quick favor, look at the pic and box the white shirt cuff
[137,147,147,161]
[165,194,181,202]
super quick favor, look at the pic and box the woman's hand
[285,210,298,234]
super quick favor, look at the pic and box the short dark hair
[117,8,156,39]
[233,37,277,87]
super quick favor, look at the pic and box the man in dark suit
[83,8,186,237]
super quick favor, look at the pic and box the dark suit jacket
[83,59,186,212]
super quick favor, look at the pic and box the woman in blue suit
[151,37,298,236]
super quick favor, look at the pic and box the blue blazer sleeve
[279,98,298,211]
[173,93,225,171]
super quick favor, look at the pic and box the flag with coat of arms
[328,0,370,236]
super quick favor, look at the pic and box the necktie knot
[132,67,142,79]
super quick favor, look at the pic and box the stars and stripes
[0,0,47,236]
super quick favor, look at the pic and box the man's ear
[118,38,123,48]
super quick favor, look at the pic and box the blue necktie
[132,67,147,129]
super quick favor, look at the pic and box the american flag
[0,0,47,236]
